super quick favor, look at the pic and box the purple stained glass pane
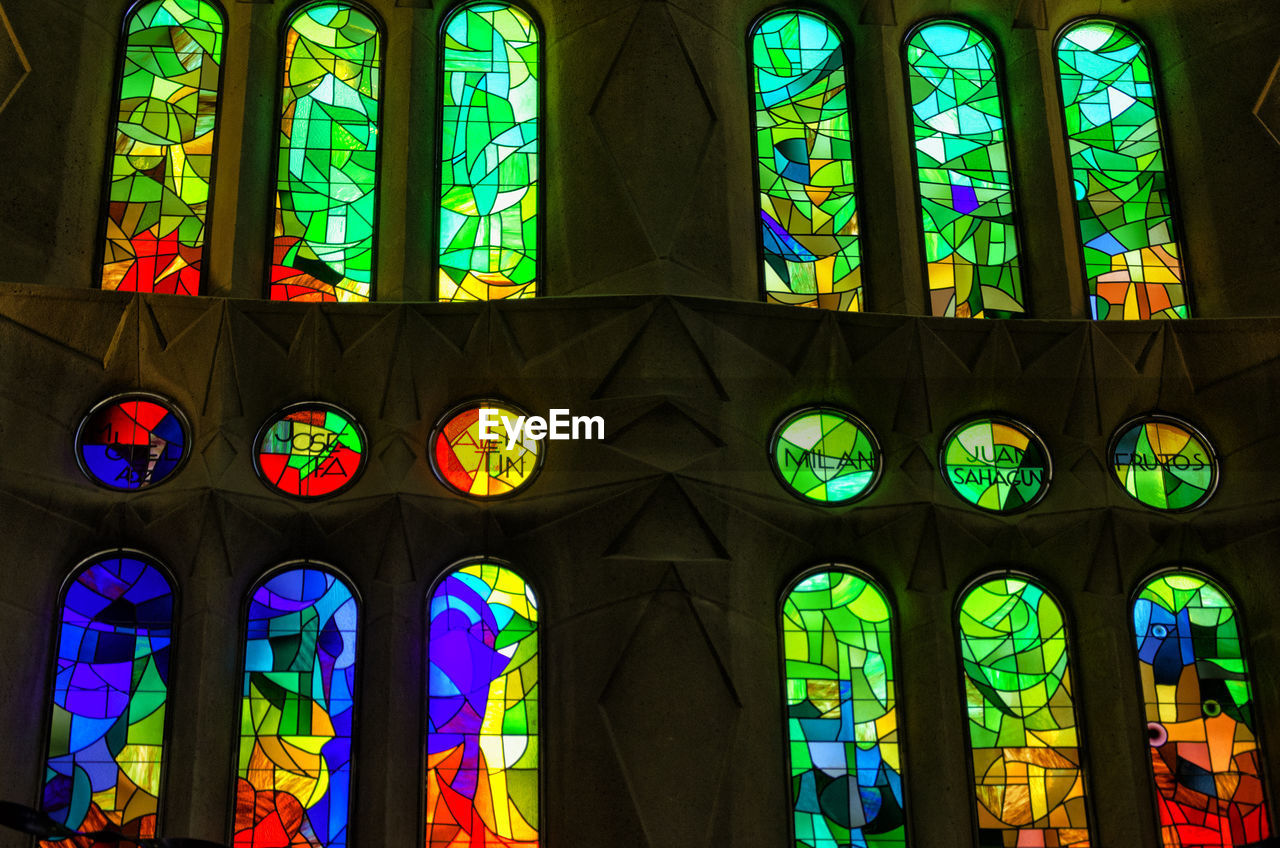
[425,561,539,846]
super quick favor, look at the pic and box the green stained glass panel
[770,407,881,504]
[783,568,906,847]
[906,21,1025,318]
[270,4,382,302]
[100,0,225,295]
[940,417,1050,513]
[1133,572,1271,846]
[438,3,539,301]
[958,577,1091,846]
[1109,415,1217,511]
[751,11,863,311]
[1057,21,1189,320]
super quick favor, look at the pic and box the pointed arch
[436,2,542,301]
[234,562,360,848]
[1132,570,1272,846]
[956,574,1091,845]
[40,550,177,844]
[1056,19,1190,319]
[781,565,907,846]
[905,19,1025,318]
[750,9,864,312]
[99,0,226,295]
[269,1,384,302]
[425,558,540,847]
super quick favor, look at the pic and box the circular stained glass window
[430,399,543,498]
[769,407,881,505]
[940,416,1051,513]
[1109,414,1218,511]
[253,402,367,498]
[75,392,190,490]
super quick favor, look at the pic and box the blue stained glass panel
[234,565,358,848]
[41,551,175,845]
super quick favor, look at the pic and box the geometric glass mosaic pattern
[75,393,189,490]
[1109,415,1217,511]
[235,565,358,848]
[1133,572,1271,847]
[906,21,1025,318]
[438,4,539,301]
[751,11,863,311]
[940,416,1051,513]
[100,0,224,295]
[253,402,368,499]
[40,551,174,846]
[770,407,881,504]
[270,4,381,303]
[1057,21,1189,320]
[426,560,539,847]
[781,568,906,847]
[430,400,543,498]
[958,576,1091,846]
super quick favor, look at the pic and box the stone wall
[2,287,1280,845]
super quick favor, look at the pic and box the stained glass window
[253,402,368,498]
[906,21,1025,318]
[270,3,382,302]
[41,551,175,845]
[958,576,1091,846]
[782,567,906,847]
[769,407,882,504]
[235,564,358,848]
[438,3,540,301]
[429,400,543,498]
[100,0,225,295]
[75,392,190,490]
[939,416,1051,513]
[1057,21,1189,320]
[751,11,863,311]
[1109,415,1217,511]
[426,560,539,847]
[1133,571,1271,847]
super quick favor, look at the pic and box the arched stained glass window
[100,0,225,295]
[426,560,539,847]
[235,564,358,848]
[437,3,540,302]
[41,551,175,844]
[782,567,906,847]
[269,3,382,303]
[751,11,863,312]
[957,576,1091,846]
[1057,20,1189,320]
[906,21,1025,318]
[1133,572,1271,846]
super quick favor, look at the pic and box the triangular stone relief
[589,4,716,255]
[605,399,724,469]
[599,566,740,848]
[593,299,727,401]
[604,476,729,561]
[1254,54,1280,147]
[906,508,946,593]
[0,2,30,116]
